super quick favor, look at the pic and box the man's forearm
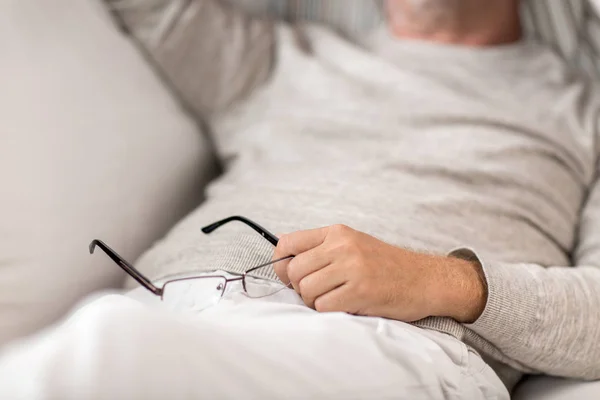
[453,248,600,380]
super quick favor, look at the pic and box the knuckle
[277,233,292,252]
[314,297,329,312]
[298,277,310,294]
[299,279,318,308]
[287,267,301,287]
[331,224,351,235]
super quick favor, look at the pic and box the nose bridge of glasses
[222,275,243,292]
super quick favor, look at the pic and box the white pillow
[0,0,217,346]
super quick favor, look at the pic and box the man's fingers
[286,247,331,292]
[297,264,348,309]
[274,245,330,290]
[313,283,357,314]
[272,257,292,285]
[273,226,329,259]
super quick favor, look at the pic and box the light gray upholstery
[513,376,600,399]
[0,0,217,346]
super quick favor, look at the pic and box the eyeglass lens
[162,276,227,312]
[161,258,294,311]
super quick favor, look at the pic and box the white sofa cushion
[0,0,216,346]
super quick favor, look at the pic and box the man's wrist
[433,255,488,323]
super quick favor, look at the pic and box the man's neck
[390,26,523,47]
[386,0,522,47]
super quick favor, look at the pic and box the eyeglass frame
[89,215,292,300]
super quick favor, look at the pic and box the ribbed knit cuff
[448,248,541,344]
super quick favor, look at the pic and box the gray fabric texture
[106,0,600,391]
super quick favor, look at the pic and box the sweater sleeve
[105,0,276,117]
[451,169,600,380]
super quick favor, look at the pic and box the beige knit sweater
[108,0,600,390]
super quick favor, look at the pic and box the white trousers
[0,274,509,400]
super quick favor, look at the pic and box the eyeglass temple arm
[201,216,279,246]
[89,239,162,296]
[244,255,294,275]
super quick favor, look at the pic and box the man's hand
[273,225,487,323]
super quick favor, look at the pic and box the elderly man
[1,0,599,398]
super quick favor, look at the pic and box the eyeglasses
[89,216,293,310]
